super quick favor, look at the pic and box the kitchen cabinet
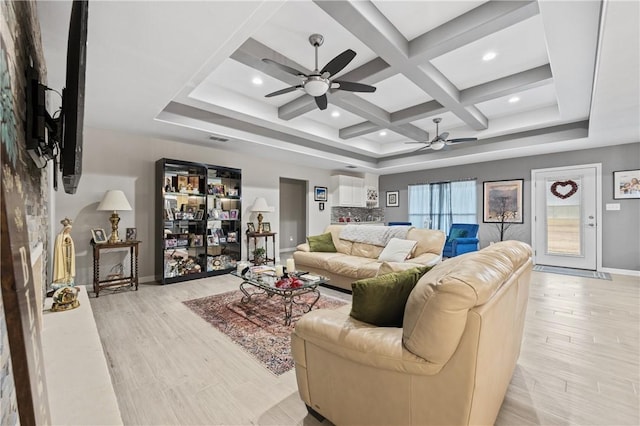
[331,175,365,207]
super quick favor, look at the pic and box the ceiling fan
[405,118,478,152]
[262,33,376,111]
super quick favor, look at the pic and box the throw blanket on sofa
[339,225,413,246]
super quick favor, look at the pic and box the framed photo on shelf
[247,222,256,233]
[195,210,204,220]
[229,209,239,220]
[126,228,137,241]
[386,190,399,207]
[227,188,239,197]
[314,186,328,202]
[219,210,230,219]
[164,208,174,220]
[207,234,219,246]
[91,228,107,244]
[213,184,225,195]
[483,179,524,223]
[613,169,640,199]
[227,232,237,243]
[262,222,271,232]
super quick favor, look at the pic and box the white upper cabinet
[331,175,365,207]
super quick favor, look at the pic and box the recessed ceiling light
[252,76,263,85]
[508,96,520,103]
[331,111,340,118]
[482,51,497,61]
[379,131,387,136]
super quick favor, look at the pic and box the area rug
[533,265,612,280]
[183,290,348,375]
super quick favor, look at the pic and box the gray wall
[380,143,640,271]
[279,178,307,253]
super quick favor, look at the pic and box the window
[408,180,477,232]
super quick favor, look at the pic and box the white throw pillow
[378,238,417,262]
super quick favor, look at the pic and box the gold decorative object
[51,286,80,312]
[97,190,132,243]
[250,197,272,233]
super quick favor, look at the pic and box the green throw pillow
[447,228,468,243]
[307,232,337,252]
[350,266,432,327]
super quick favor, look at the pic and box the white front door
[532,165,599,270]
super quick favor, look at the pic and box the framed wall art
[483,179,524,223]
[613,169,640,199]
[314,186,328,202]
[386,190,399,207]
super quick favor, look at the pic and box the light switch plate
[606,203,621,211]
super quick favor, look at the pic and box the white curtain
[409,180,477,232]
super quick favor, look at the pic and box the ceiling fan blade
[320,49,356,77]
[333,81,376,93]
[265,85,302,98]
[438,132,449,141]
[315,94,328,110]
[413,145,432,153]
[447,138,478,143]
[261,58,307,77]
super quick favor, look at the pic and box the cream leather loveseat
[293,225,445,291]
[292,240,533,426]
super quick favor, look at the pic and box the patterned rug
[183,290,348,375]
[533,265,612,280]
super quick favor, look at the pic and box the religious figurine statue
[51,217,76,291]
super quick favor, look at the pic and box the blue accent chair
[388,221,412,226]
[442,223,479,258]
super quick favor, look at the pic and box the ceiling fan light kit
[262,33,376,110]
[404,117,478,152]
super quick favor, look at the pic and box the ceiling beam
[344,64,553,135]
[314,0,488,130]
[277,0,540,127]
[408,1,539,62]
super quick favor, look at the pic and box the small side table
[92,240,140,297]
[246,232,276,265]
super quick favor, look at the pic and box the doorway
[279,178,307,259]
[531,164,601,270]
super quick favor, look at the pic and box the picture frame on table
[125,228,137,241]
[483,179,524,223]
[613,169,640,199]
[246,222,256,233]
[262,222,271,232]
[91,228,107,244]
[314,186,328,202]
[386,190,399,207]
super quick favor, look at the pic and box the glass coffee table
[231,270,327,326]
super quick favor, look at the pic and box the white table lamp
[97,190,132,243]
[250,197,273,233]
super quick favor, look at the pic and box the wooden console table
[92,240,140,297]
[246,232,276,265]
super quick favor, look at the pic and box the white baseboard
[600,267,640,278]
[279,247,297,253]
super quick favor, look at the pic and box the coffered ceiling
[38,0,640,174]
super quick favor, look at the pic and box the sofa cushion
[351,242,384,259]
[350,266,431,327]
[407,228,446,257]
[326,225,354,254]
[307,232,337,252]
[325,256,378,279]
[293,251,342,270]
[377,238,417,262]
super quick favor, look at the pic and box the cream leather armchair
[291,240,532,426]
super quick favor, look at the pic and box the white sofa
[293,225,445,291]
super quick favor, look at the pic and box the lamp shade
[250,197,272,212]
[97,190,132,212]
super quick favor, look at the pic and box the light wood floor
[89,271,639,425]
